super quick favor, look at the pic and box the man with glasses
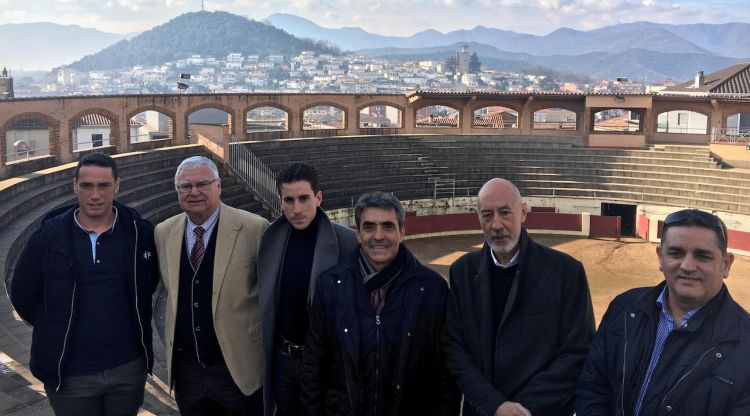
[576,209,750,416]
[154,156,269,415]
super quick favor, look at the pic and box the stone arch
[471,102,522,129]
[356,101,405,129]
[127,105,177,142]
[243,102,292,134]
[1,111,60,164]
[654,107,710,134]
[68,108,120,150]
[531,104,580,131]
[301,102,348,130]
[414,101,461,128]
[186,102,236,132]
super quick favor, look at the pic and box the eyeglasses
[176,178,219,194]
[663,209,726,241]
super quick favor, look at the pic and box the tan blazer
[154,202,269,395]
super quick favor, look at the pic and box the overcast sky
[2,0,749,36]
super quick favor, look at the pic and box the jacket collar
[636,281,740,341]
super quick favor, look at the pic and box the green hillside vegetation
[70,11,339,71]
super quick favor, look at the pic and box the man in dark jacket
[445,178,595,416]
[576,208,750,416]
[258,162,357,416]
[10,152,158,416]
[300,191,460,416]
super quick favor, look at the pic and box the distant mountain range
[69,11,340,72]
[265,14,750,58]
[0,22,127,70]
[361,42,742,81]
[4,11,749,82]
[265,13,750,81]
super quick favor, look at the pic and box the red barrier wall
[590,215,620,238]
[638,215,649,240]
[728,229,750,252]
[530,207,556,213]
[404,213,477,235]
[524,212,582,231]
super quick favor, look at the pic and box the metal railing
[711,127,750,144]
[227,140,281,215]
[432,178,456,200]
[5,145,52,162]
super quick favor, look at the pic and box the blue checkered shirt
[633,286,704,416]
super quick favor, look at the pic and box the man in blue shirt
[576,209,750,416]
[11,152,158,416]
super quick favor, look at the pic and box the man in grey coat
[258,162,358,416]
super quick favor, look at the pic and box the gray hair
[354,191,406,229]
[174,156,220,184]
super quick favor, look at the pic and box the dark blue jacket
[576,282,750,416]
[445,229,595,416]
[300,246,460,416]
[10,201,158,390]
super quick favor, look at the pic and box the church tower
[0,67,14,99]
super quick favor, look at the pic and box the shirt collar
[73,207,118,234]
[187,206,221,232]
[656,285,705,326]
[490,247,520,268]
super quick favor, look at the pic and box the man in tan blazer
[154,156,269,416]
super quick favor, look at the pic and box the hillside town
[11,46,652,98]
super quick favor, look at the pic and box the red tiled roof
[73,113,111,127]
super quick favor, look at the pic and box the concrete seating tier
[1,145,266,294]
[244,136,747,215]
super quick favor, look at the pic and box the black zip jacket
[576,282,750,416]
[300,246,460,416]
[9,201,158,390]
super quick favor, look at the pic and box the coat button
[195,326,201,332]
[630,313,635,318]
[666,405,673,412]
[344,328,348,333]
[337,280,341,284]
[194,302,199,308]
[407,332,411,337]
[716,352,722,358]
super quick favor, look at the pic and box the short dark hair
[354,191,405,229]
[75,152,118,180]
[277,162,320,194]
[662,209,728,254]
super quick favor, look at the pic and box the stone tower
[0,67,14,99]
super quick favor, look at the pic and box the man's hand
[494,401,532,416]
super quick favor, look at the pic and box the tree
[469,53,481,74]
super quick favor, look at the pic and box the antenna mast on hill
[201,1,205,11]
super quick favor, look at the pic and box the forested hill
[70,11,339,71]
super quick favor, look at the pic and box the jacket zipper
[658,346,717,413]
[56,260,76,392]
[620,313,628,415]
[132,221,149,371]
[374,314,381,416]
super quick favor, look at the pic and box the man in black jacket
[10,152,158,416]
[300,191,460,416]
[445,178,595,416]
[258,162,357,416]
[576,209,750,416]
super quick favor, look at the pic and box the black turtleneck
[277,214,320,345]
[491,262,517,333]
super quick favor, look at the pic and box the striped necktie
[190,226,205,270]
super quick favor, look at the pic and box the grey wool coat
[257,207,358,416]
